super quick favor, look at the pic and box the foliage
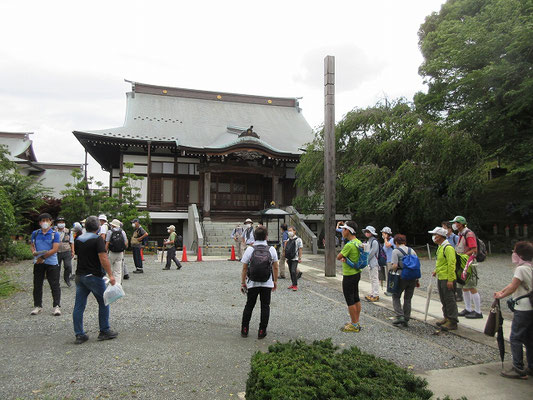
[0,186,16,257]
[0,267,20,298]
[295,100,485,233]
[416,0,533,167]
[7,241,33,260]
[246,339,434,400]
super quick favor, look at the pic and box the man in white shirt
[98,214,109,240]
[240,225,279,339]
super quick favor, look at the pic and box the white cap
[110,219,121,228]
[428,227,448,237]
[98,214,107,221]
[362,226,377,236]
[167,225,176,231]
[381,227,392,235]
[339,224,355,234]
[245,218,253,223]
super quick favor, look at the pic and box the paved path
[0,255,530,400]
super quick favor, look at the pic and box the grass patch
[246,339,464,400]
[7,241,33,261]
[0,266,21,298]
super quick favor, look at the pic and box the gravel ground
[305,252,516,319]
[0,256,501,400]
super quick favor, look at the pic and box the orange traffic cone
[181,246,188,262]
[196,246,203,262]
[141,248,144,261]
[228,245,236,261]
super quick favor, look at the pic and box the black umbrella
[495,300,505,369]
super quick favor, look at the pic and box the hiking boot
[365,295,379,302]
[176,264,182,270]
[74,334,89,345]
[501,367,528,380]
[97,330,118,341]
[458,309,471,317]
[53,306,61,316]
[30,307,42,315]
[65,278,72,288]
[392,316,406,326]
[436,318,448,327]
[297,271,303,280]
[123,274,129,280]
[133,269,143,274]
[162,267,170,270]
[440,321,458,331]
[292,286,298,291]
[258,329,267,339]
[465,311,483,319]
[341,322,361,333]
[240,327,248,338]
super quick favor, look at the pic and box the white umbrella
[424,278,434,322]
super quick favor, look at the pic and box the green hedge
[246,339,433,400]
[7,241,33,261]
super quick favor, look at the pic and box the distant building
[0,131,81,198]
[73,81,315,246]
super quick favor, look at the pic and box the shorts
[342,273,361,306]
[462,264,479,289]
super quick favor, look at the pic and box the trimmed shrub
[7,241,33,261]
[246,339,433,400]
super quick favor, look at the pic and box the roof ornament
[239,125,260,139]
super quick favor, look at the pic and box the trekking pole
[160,246,165,263]
[426,243,432,261]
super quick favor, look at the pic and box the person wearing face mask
[163,225,182,270]
[231,223,245,261]
[284,226,303,291]
[429,226,459,331]
[105,219,128,285]
[494,241,533,379]
[30,213,61,316]
[450,216,482,319]
[363,226,380,302]
[242,218,255,247]
[55,216,74,288]
[130,219,148,273]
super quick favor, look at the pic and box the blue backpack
[398,247,421,280]
[345,239,369,270]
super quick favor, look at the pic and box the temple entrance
[210,173,271,211]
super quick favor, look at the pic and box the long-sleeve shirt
[435,240,457,282]
[366,237,379,268]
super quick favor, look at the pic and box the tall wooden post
[324,55,336,277]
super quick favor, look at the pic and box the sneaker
[440,321,458,331]
[53,306,61,316]
[133,269,143,274]
[258,329,267,339]
[384,291,393,297]
[341,322,361,333]
[392,316,406,326]
[123,274,129,280]
[74,334,89,345]
[176,264,182,270]
[162,267,170,270]
[297,271,303,280]
[436,318,448,327]
[465,311,483,319]
[65,279,72,288]
[97,330,118,341]
[501,367,528,380]
[292,286,298,291]
[241,327,249,338]
[287,285,295,290]
[365,295,379,302]
[30,307,42,315]
[458,309,471,317]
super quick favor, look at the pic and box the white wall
[40,169,78,198]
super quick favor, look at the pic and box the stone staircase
[202,220,241,257]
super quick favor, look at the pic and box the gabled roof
[0,131,37,162]
[74,81,314,155]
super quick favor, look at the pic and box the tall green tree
[416,0,533,166]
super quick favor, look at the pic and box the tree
[416,0,533,167]
[295,99,485,233]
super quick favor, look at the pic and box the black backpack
[285,238,297,259]
[247,245,273,282]
[108,229,126,252]
[174,234,183,248]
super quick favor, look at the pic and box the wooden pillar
[203,171,211,219]
[272,175,279,206]
[324,55,336,277]
[147,141,152,205]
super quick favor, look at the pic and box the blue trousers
[510,310,533,370]
[73,275,110,336]
[132,247,143,270]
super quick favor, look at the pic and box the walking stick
[160,245,165,263]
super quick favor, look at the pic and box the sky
[0,0,445,185]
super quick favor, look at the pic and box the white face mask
[167,229,171,233]
[432,235,438,243]
[288,231,295,238]
[57,223,65,229]
[245,223,251,227]
[132,223,136,228]
[41,222,50,230]
[112,226,120,231]
[452,223,458,231]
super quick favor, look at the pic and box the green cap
[450,215,467,225]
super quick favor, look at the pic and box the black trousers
[132,247,143,269]
[165,246,182,269]
[57,251,72,282]
[287,259,299,286]
[33,264,61,307]
[241,287,272,330]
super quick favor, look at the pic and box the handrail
[286,206,318,255]
[188,204,204,252]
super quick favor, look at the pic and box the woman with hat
[363,226,380,302]
[55,216,74,287]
